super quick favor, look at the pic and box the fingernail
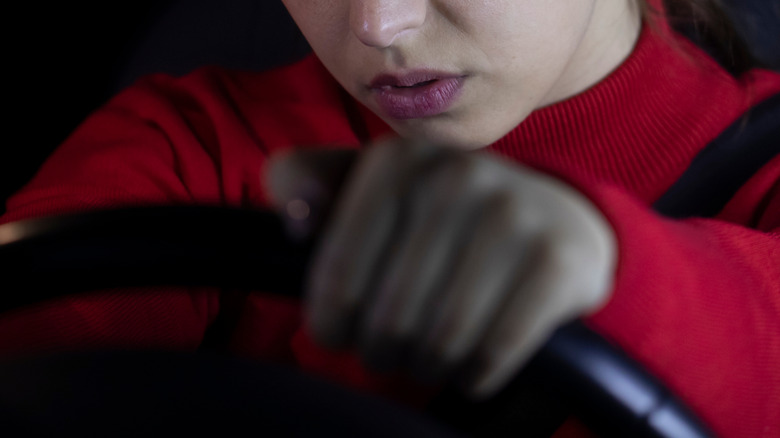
[282,179,328,241]
[283,198,315,240]
[286,199,311,221]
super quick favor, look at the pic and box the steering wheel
[0,206,714,437]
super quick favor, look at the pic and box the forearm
[581,182,780,438]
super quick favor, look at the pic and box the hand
[266,138,617,398]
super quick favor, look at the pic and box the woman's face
[281,0,640,149]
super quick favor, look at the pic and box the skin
[269,0,641,397]
[281,0,642,148]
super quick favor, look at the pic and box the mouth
[369,71,463,89]
[379,79,438,90]
[369,71,467,120]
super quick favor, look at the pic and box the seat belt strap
[653,93,780,218]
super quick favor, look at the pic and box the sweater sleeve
[0,77,223,357]
[580,155,780,438]
[0,60,365,360]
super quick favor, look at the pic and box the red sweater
[1,19,779,438]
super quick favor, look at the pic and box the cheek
[283,1,362,100]
[441,2,596,145]
[475,2,596,96]
[281,1,348,62]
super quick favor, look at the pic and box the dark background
[3,1,309,215]
[4,2,163,211]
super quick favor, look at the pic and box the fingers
[329,150,543,386]
[265,147,357,239]
[274,139,617,399]
[304,139,443,348]
[408,191,537,382]
[357,157,496,371]
[458,237,587,398]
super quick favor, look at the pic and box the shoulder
[111,55,364,151]
[1,56,368,223]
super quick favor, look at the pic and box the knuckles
[303,140,616,385]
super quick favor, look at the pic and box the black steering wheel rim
[0,205,714,437]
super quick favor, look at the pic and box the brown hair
[641,0,758,75]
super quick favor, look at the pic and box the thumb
[264,147,358,240]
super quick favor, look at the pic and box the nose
[350,0,427,48]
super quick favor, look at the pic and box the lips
[369,71,466,120]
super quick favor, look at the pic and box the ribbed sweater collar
[487,21,756,203]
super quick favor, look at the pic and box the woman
[1,1,778,436]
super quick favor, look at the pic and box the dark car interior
[1,1,778,436]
